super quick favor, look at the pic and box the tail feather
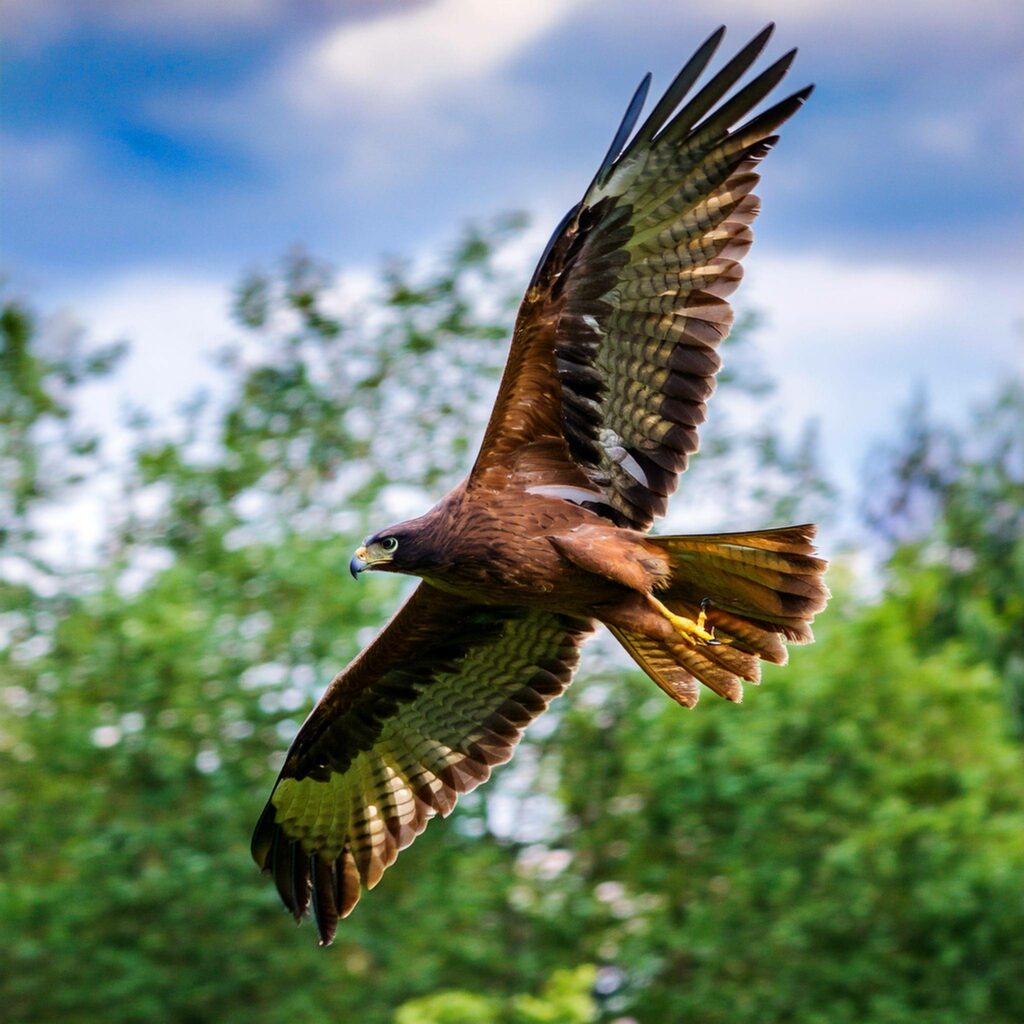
[608,626,702,707]
[708,607,807,656]
[611,621,760,705]
[670,523,820,553]
[610,524,828,705]
[671,637,755,702]
[655,524,830,626]
[668,563,824,620]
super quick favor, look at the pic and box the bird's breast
[425,496,627,611]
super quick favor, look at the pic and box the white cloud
[692,0,1022,35]
[289,0,589,112]
[741,250,1023,489]
[66,248,1018,506]
[0,132,80,187]
[144,0,589,196]
[908,59,1024,164]
[26,237,1022,574]
[60,269,235,432]
[23,270,236,568]
[911,115,979,161]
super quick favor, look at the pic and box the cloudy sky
[5,0,1023,507]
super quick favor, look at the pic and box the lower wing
[251,582,592,944]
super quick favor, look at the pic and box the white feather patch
[617,450,649,487]
[526,484,605,506]
[598,428,649,487]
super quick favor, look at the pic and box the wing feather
[472,26,811,530]
[251,584,591,943]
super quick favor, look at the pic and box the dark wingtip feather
[251,801,276,869]
[625,24,728,155]
[652,22,781,148]
[594,72,653,188]
[690,45,800,139]
[270,830,299,917]
[290,841,311,922]
[734,23,776,71]
[775,47,798,79]
[310,856,339,947]
[730,83,815,144]
[706,24,728,54]
[743,22,776,61]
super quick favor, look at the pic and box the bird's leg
[647,595,728,646]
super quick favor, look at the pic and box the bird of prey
[252,23,829,945]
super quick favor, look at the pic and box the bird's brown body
[252,25,830,944]
[396,474,657,612]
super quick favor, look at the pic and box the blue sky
[4,0,1023,518]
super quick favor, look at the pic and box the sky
[4,0,1023,521]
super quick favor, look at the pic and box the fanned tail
[611,524,829,706]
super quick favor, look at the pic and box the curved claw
[699,597,728,646]
[697,597,713,637]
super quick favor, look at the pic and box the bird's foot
[648,595,729,646]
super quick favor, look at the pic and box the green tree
[0,294,123,563]
[395,965,597,1024]
[0,228,540,1023]
[3,221,1018,1024]
[531,592,1024,1023]
[866,384,1024,731]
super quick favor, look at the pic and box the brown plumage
[251,24,829,944]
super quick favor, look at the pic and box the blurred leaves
[0,293,124,561]
[865,383,1024,733]
[0,220,1021,1023]
[540,601,1024,1023]
[395,965,597,1024]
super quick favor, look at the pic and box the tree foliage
[866,386,1024,732]
[0,223,1021,1022]
[1,297,123,563]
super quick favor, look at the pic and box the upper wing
[251,583,592,944]
[471,25,812,530]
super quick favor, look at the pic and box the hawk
[252,24,828,944]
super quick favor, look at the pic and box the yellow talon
[648,595,729,646]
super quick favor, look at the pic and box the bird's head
[350,523,429,579]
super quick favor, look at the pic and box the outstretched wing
[251,583,592,944]
[471,25,811,530]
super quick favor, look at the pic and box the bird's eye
[380,537,399,553]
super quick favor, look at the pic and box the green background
[2,222,1021,1022]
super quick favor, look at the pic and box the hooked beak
[349,546,369,580]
